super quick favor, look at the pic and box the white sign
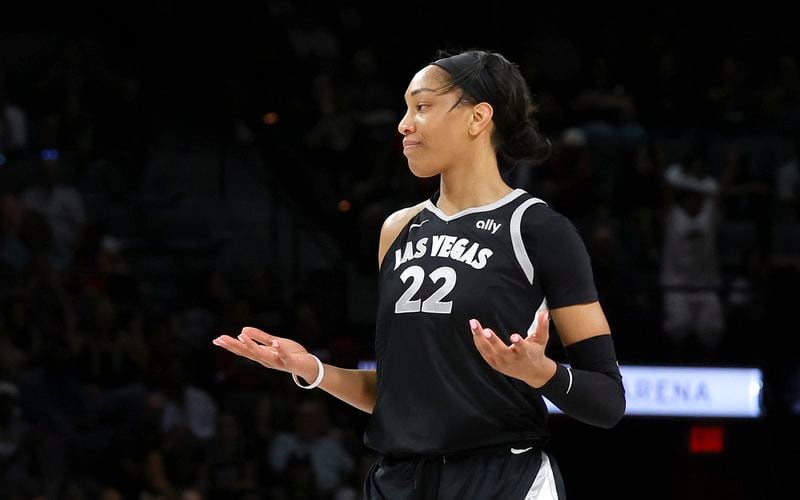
[357,361,764,418]
[545,366,763,418]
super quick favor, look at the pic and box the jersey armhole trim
[510,198,546,285]
[378,202,427,271]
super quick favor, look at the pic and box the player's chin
[406,159,440,179]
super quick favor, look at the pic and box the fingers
[509,332,529,352]
[213,333,282,369]
[468,317,552,385]
[263,335,290,367]
[469,318,494,363]
[511,331,542,365]
[213,334,249,356]
[469,319,521,365]
[240,326,275,346]
[239,327,297,369]
[238,333,283,361]
[238,332,268,354]
[470,319,498,351]
[527,309,550,347]
[469,319,516,348]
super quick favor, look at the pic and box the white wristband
[292,354,324,389]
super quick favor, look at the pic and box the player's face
[398,66,473,178]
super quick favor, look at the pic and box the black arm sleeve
[538,334,626,428]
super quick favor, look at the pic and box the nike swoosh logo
[410,220,429,230]
[510,447,533,455]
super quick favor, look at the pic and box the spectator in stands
[268,398,354,499]
[21,148,86,269]
[660,151,724,360]
[0,76,28,158]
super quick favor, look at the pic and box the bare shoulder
[381,201,427,234]
[378,200,427,268]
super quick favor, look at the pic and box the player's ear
[468,102,493,137]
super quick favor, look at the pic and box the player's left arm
[472,209,625,428]
[471,302,625,429]
[532,210,625,427]
[544,302,625,428]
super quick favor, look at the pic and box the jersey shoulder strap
[509,193,548,285]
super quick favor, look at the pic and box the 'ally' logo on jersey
[476,218,502,234]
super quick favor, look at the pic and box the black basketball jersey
[364,188,599,456]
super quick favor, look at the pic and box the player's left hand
[470,310,557,388]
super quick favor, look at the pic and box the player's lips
[403,140,421,151]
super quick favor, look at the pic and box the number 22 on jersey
[394,266,457,314]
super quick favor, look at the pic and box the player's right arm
[213,201,425,415]
[214,327,378,413]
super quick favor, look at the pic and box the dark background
[1,3,799,499]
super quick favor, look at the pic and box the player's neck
[437,164,514,216]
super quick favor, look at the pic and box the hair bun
[503,120,552,165]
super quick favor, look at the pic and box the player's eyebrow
[410,87,436,96]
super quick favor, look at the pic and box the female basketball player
[213,49,625,499]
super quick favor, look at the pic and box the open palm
[213,327,310,375]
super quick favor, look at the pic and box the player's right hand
[213,327,318,381]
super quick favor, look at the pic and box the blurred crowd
[1,4,799,499]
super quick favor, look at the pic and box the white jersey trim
[510,197,546,285]
[425,188,527,222]
[527,299,549,337]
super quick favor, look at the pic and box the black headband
[431,52,481,78]
[431,51,495,108]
